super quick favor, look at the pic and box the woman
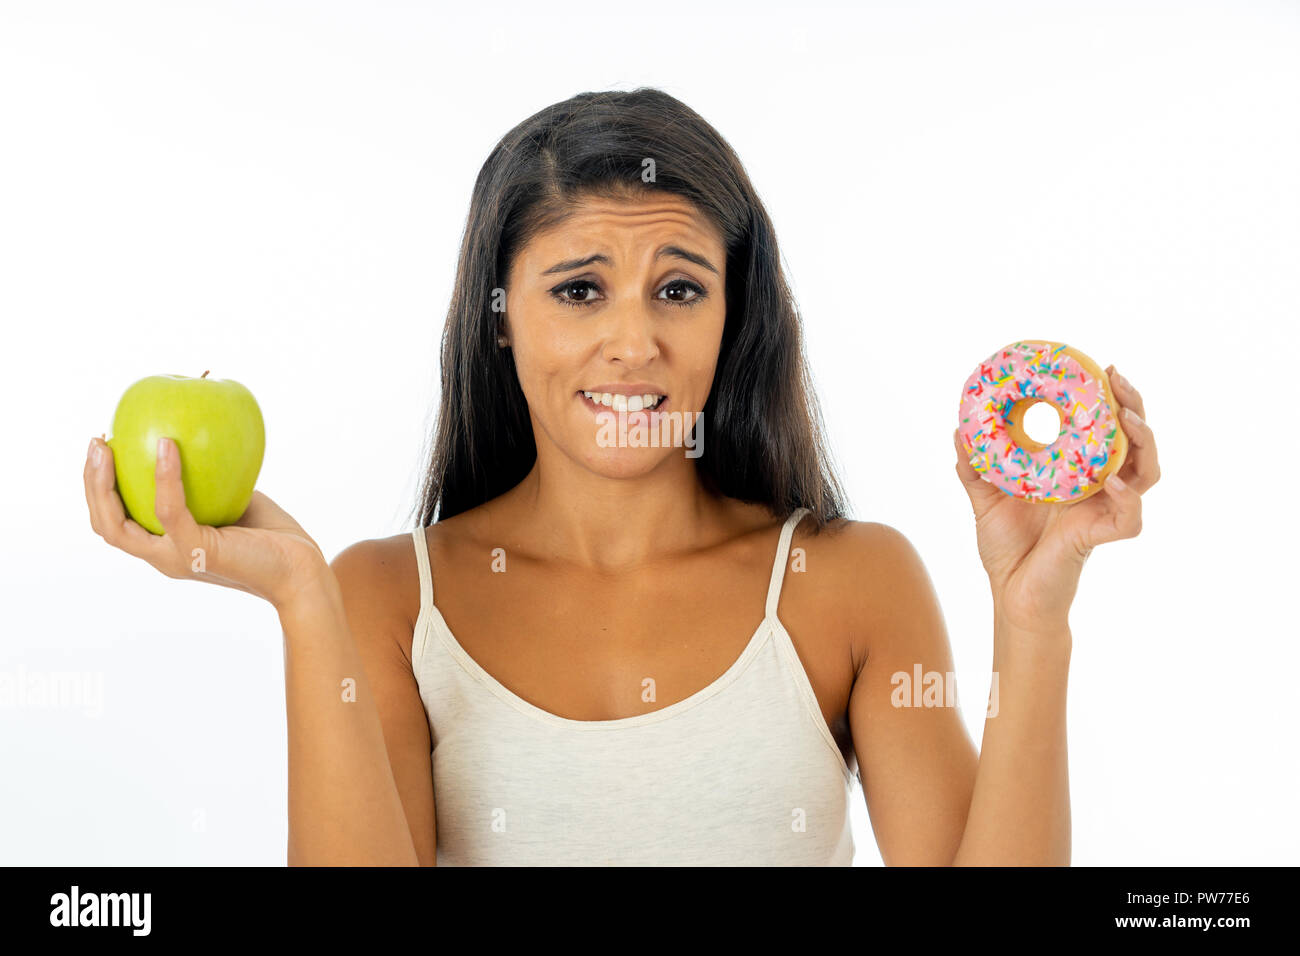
[83,88,1159,866]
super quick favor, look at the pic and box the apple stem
[201,370,210,379]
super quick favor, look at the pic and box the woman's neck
[502,450,725,573]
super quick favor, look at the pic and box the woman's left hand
[952,364,1161,631]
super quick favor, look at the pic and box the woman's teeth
[582,391,665,412]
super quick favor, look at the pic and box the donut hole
[1023,401,1064,446]
[1006,398,1065,453]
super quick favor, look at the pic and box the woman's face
[503,191,727,478]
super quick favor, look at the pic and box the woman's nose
[599,301,660,367]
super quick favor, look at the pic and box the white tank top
[409,507,856,865]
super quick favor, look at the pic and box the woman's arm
[939,363,1153,864]
[84,436,434,864]
[846,525,1072,865]
[949,609,1071,865]
[844,523,981,865]
[280,542,431,865]
[853,365,1155,866]
[327,538,437,865]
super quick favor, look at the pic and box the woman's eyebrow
[541,245,720,277]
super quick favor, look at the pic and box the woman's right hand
[84,435,332,613]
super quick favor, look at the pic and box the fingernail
[1107,473,1127,491]
[1125,406,1144,425]
[157,437,169,463]
[1115,371,1131,390]
[88,439,101,467]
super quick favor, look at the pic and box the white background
[1,0,1296,865]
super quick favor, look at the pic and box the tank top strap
[411,526,433,603]
[764,507,811,619]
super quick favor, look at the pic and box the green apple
[106,371,265,535]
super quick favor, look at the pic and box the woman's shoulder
[795,511,917,557]
[787,514,931,633]
[329,529,424,633]
[345,508,498,626]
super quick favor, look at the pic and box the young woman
[83,88,1159,866]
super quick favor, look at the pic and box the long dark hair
[411,88,847,530]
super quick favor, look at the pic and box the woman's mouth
[582,390,676,424]
[578,390,668,413]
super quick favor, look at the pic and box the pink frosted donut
[957,340,1129,503]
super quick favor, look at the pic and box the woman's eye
[549,278,709,309]
[551,280,601,307]
[658,279,707,307]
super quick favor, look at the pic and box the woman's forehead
[520,196,724,262]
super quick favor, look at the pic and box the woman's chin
[578,445,679,479]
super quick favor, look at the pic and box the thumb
[953,427,1002,512]
[153,436,202,540]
